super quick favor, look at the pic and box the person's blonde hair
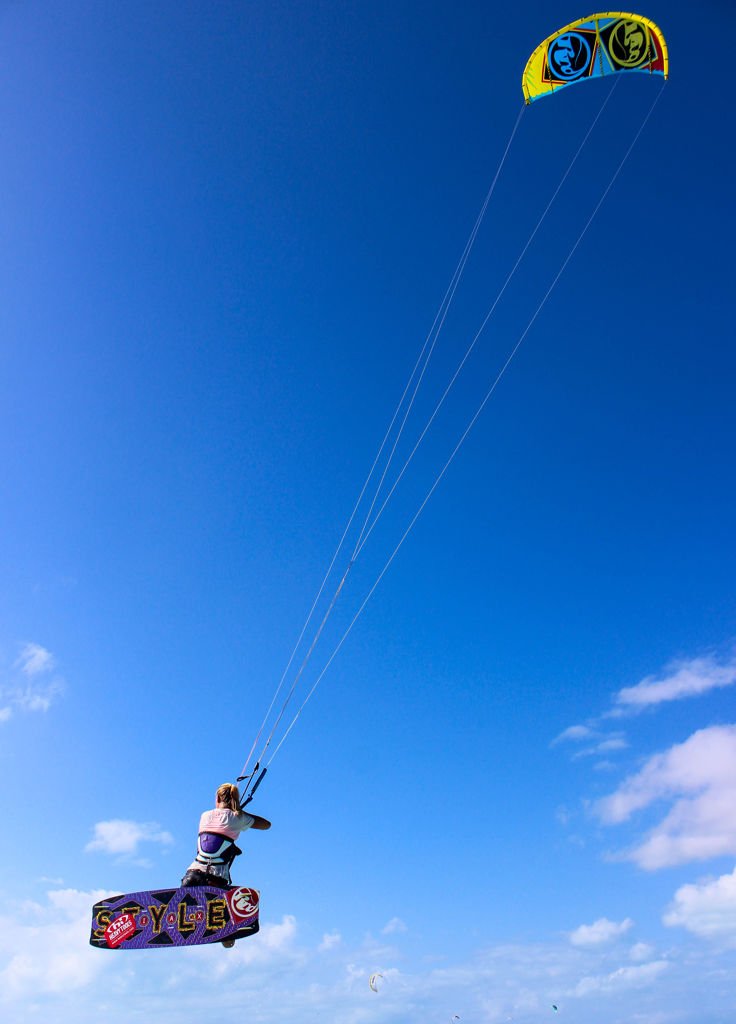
[216,782,242,813]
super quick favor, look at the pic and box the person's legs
[181,869,235,945]
[181,868,209,887]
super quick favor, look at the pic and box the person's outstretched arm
[249,813,271,830]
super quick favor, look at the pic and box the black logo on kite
[547,32,592,81]
[606,19,652,69]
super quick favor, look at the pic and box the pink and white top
[185,808,256,877]
[198,808,255,840]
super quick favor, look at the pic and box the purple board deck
[90,885,259,949]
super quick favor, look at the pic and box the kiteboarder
[181,782,270,946]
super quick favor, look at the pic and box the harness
[195,832,243,869]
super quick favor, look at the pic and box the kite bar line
[238,105,526,797]
[349,102,528,561]
[262,80,667,771]
[353,77,621,562]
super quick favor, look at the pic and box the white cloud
[382,916,408,935]
[0,888,113,1002]
[1,643,64,722]
[594,725,736,869]
[13,680,63,713]
[569,917,633,947]
[14,643,55,676]
[226,914,300,968]
[629,942,655,961]
[664,866,736,940]
[553,720,628,761]
[85,819,174,856]
[319,931,342,951]
[572,734,628,759]
[615,655,736,710]
[555,805,573,825]
[551,724,596,745]
[596,737,628,753]
[0,889,731,1024]
[262,914,298,950]
[572,959,669,997]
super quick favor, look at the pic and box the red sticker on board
[227,887,259,922]
[105,913,137,948]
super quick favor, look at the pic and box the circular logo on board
[227,886,259,921]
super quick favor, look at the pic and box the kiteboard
[90,884,259,950]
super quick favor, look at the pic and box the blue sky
[1,1,735,1021]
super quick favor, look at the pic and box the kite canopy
[522,12,668,103]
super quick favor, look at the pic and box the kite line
[237,13,669,801]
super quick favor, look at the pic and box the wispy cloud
[572,734,628,760]
[569,917,633,947]
[382,916,407,935]
[664,866,736,942]
[554,652,736,747]
[629,941,654,962]
[0,643,64,723]
[225,913,300,968]
[552,722,628,767]
[571,959,670,997]
[551,724,596,745]
[14,642,56,677]
[319,931,342,951]
[594,725,736,869]
[614,655,736,711]
[85,819,174,858]
[13,683,63,713]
